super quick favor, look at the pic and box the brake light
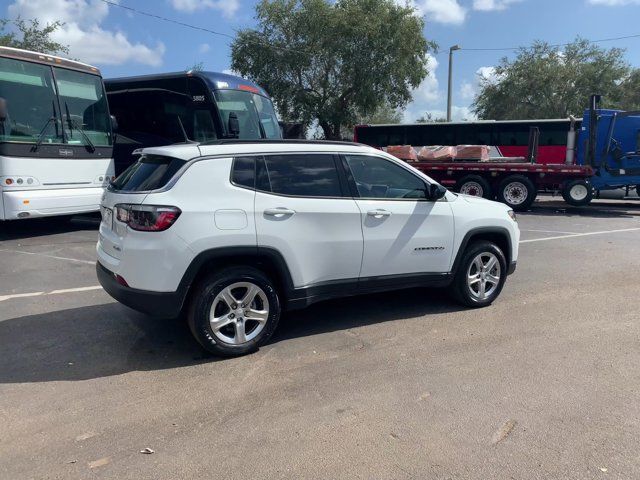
[115,204,181,231]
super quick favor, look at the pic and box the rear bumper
[96,261,185,318]
[2,187,103,219]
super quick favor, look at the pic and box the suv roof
[140,140,382,161]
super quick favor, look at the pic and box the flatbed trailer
[410,160,593,211]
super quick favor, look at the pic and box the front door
[343,154,454,278]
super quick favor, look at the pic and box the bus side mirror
[428,183,447,200]
[110,115,118,132]
[228,112,240,138]
[0,97,7,122]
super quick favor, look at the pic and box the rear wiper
[64,102,95,152]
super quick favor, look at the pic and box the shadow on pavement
[0,287,463,383]
[0,214,100,241]
[524,200,640,219]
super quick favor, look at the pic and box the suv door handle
[264,207,296,217]
[367,209,391,218]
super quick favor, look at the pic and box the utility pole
[447,45,461,122]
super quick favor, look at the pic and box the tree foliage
[0,17,68,55]
[231,0,434,139]
[473,38,631,120]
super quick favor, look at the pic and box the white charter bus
[0,47,114,221]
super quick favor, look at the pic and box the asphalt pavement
[1,196,640,480]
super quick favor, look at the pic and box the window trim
[340,153,433,202]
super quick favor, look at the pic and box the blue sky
[4,0,640,121]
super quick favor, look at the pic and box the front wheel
[497,175,536,211]
[562,179,593,206]
[187,266,281,357]
[451,241,507,308]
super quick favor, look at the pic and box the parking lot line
[520,227,640,244]
[0,248,95,265]
[0,285,102,302]
[520,228,579,235]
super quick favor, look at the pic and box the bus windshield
[0,57,111,146]
[214,89,280,139]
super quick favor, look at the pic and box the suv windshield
[0,57,112,146]
[214,89,280,139]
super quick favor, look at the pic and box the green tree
[473,38,629,120]
[357,101,404,125]
[231,0,434,139]
[0,17,68,55]
[415,112,446,123]
[620,69,640,110]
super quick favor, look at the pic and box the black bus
[106,71,281,174]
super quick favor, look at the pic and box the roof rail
[199,139,365,147]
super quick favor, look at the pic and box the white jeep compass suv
[97,140,519,357]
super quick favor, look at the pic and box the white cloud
[169,0,240,18]
[8,0,164,66]
[473,0,521,11]
[396,0,467,24]
[199,43,210,54]
[476,66,503,85]
[460,81,475,100]
[588,0,640,4]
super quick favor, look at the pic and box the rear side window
[111,154,185,192]
[231,156,256,188]
[260,154,342,197]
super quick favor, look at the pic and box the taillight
[115,204,181,231]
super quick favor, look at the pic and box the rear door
[254,153,363,290]
[343,154,454,277]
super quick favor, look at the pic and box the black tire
[450,241,507,308]
[635,185,640,198]
[562,179,593,207]
[457,175,493,199]
[497,175,536,211]
[187,266,281,357]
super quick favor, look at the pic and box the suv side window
[345,155,428,200]
[260,154,343,197]
[231,156,256,188]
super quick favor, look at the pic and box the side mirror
[228,112,240,138]
[0,97,7,122]
[428,183,447,200]
[110,115,118,132]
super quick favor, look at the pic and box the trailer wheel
[562,179,593,207]
[457,175,493,199]
[497,175,536,211]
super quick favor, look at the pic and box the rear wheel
[497,175,536,211]
[562,179,593,207]
[187,266,281,357]
[451,241,507,308]
[457,175,493,199]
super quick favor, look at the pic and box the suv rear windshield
[111,154,185,192]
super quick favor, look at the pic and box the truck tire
[497,175,536,211]
[450,240,507,308]
[457,175,493,199]
[636,185,640,198]
[187,266,281,357]
[562,179,593,207]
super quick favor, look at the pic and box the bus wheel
[497,175,536,211]
[457,175,492,199]
[562,179,593,207]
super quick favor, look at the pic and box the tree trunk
[319,120,341,140]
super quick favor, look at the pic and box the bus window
[214,89,278,139]
[0,57,63,144]
[188,76,218,142]
[55,67,112,146]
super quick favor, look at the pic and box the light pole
[447,44,461,122]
